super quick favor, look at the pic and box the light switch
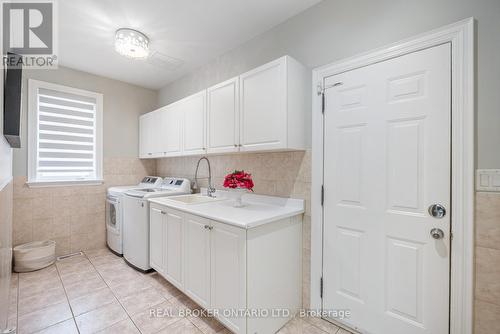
[477,169,500,192]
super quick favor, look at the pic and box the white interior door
[322,44,451,334]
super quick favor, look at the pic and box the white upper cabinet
[182,91,207,155]
[239,56,308,152]
[139,55,308,158]
[207,77,239,154]
[163,104,183,156]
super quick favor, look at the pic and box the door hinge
[321,93,325,114]
[320,277,324,298]
[321,185,324,206]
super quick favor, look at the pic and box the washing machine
[122,177,191,271]
[105,176,162,255]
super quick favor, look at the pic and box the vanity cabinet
[149,202,302,334]
[140,55,308,159]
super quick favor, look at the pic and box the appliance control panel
[161,177,192,193]
[139,176,162,187]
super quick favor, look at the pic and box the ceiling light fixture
[115,28,150,59]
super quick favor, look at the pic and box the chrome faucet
[194,157,216,197]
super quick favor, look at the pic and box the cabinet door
[183,91,207,155]
[139,113,154,158]
[207,78,239,154]
[164,104,183,156]
[239,58,287,151]
[164,209,184,289]
[210,222,247,333]
[149,207,164,273]
[183,214,211,308]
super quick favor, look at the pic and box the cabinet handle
[160,211,166,215]
[204,225,213,230]
[234,144,238,148]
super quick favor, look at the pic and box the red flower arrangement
[223,170,254,191]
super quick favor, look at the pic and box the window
[28,79,103,186]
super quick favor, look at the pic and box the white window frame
[27,79,103,187]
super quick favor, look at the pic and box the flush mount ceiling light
[115,28,150,59]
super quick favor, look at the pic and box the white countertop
[148,190,305,229]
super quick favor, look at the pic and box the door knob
[430,228,445,240]
[428,204,446,218]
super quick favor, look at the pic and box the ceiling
[58,0,321,90]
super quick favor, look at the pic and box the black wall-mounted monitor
[3,52,23,148]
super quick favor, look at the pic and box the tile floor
[8,248,352,334]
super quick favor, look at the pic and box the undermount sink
[164,194,225,205]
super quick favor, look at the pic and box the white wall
[158,0,500,168]
[13,66,158,176]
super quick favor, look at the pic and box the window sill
[26,179,104,188]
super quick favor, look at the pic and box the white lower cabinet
[164,210,183,288]
[210,221,247,333]
[149,203,302,334]
[184,213,211,309]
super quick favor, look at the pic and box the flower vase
[232,188,247,208]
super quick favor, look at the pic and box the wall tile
[475,246,500,305]
[13,157,151,255]
[476,192,500,250]
[475,299,500,334]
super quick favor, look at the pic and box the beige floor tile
[303,317,340,333]
[19,276,63,299]
[99,267,140,287]
[84,248,112,259]
[170,293,201,312]
[159,318,203,334]
[75,301,128,334]
[337,329,351,334]
[119,286,167,316]
[144,273,183,300]
[95,318,140,334]
[131,300,183,334]
[18,266,58,285]
[17,301,73,334]
[18,286,67,316]
[60,267,101,285]
[189,315,226,334]
[69,287,117,316]
[278,318,329,334]
[64,275,107,300]
[34,319,79,334]
[109,277,152,299]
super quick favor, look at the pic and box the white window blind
[28,80,103,185]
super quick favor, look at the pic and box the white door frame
[311,18,474,334]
